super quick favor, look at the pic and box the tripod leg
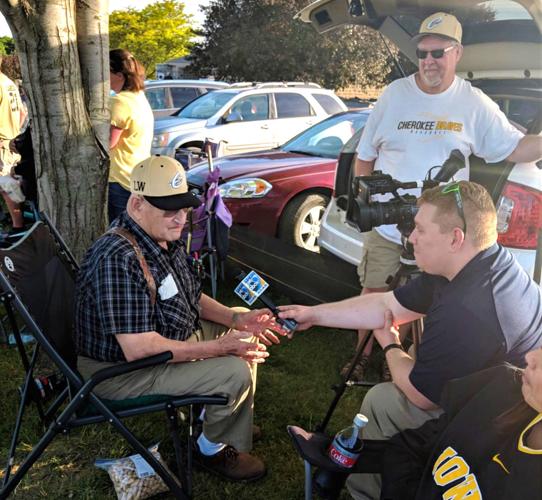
[315,331,374,433]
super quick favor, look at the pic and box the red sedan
[186,110,370,252]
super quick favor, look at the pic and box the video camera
[345,150,466,237]
[346,172,427,235]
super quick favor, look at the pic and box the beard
[420,68,443,88]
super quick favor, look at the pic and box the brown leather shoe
[194,445,266,482]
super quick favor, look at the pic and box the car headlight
[152,132,169,148]
[219,178,272,199]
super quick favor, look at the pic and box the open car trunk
[296,0,542,81]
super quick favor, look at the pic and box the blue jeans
[108,183,131,223]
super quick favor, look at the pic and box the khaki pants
[357,229,402,289]
[77,308,258,452]
[346,383,443,500]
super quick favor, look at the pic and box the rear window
[493,97,542,131]
[275,93,312,118]
[283,111,369,158]
[312,93,344,114]
[170,87,199,108]
[145,87,167,110]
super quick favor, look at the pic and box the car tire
[279,193,330,253]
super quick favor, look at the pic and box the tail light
[496,182,542,249]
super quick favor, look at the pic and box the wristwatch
[382,343,404,355]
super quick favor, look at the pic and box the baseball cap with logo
[412,12,462,44]
[131,155,202,210]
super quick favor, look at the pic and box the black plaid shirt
[75,212,202,362]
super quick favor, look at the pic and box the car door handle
[260,124,269,129]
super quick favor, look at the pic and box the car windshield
[176,91,235,119]
[283,112,369,159]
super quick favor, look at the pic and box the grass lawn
[0,284,371,499]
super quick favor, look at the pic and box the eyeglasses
[441,182,467,233]
[416,45,456,60]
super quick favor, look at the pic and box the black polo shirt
[75,212,202,362]
[394,244,542,404]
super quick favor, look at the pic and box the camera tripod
[315,237,423,433]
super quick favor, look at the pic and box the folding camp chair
[184,140,232,298]
[176,137,228,170]
[0,214,227,499]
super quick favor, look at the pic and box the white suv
[151,82,347,162]
[299,0,542,278]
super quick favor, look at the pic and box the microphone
[233,269,298,334]
[433,149,466,183]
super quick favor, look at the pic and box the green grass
[0,284,369,499]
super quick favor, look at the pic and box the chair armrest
[86,351,173,390]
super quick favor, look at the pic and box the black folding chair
[0,214,227,499]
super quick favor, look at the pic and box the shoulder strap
[108,227,157,307]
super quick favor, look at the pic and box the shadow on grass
[0,282,369,499]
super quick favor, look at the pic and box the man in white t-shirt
[342,11,542,383]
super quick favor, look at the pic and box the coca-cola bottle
[327,413,368,468]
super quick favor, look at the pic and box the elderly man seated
[75,155,285,482]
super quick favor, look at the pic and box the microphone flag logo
[234,271,269,306]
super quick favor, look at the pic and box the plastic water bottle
[327,413,368,468]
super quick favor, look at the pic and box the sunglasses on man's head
[441,182,467,234]
[416,45,456,60]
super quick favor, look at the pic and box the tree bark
[0,0,109,259]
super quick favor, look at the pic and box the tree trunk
[0,0,109,259]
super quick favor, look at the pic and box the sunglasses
[416,45,456,60]
[441,182,467,233]
[162,207,192,219]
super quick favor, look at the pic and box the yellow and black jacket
[381,365,541,499]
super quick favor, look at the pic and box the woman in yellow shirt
[108,49,154,222]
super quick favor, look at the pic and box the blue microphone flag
[234,270,269,306]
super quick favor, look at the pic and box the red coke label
[328,438,360,468]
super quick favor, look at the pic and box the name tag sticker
[158,273,179,301]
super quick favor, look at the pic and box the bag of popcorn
[95,444,177,500]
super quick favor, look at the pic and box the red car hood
[186,150,334,186]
